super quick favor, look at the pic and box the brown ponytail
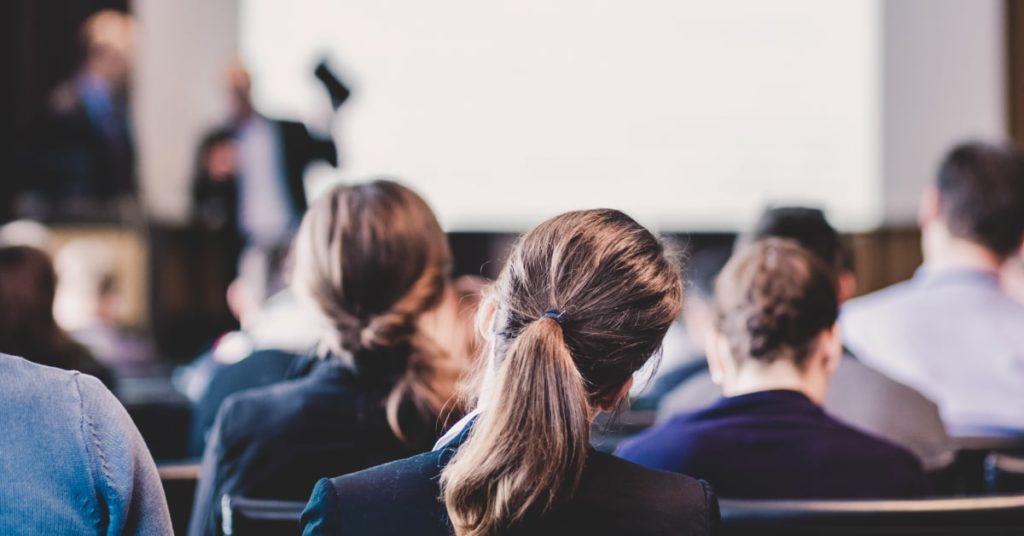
[441,209,682,535]
[292,180,458,444]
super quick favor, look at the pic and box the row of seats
[159,450,1024,535]
[217,493,1024,536]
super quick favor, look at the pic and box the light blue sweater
[0,353,172,535]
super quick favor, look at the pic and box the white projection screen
[240,0,881,232]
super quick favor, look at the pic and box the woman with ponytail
[302,209,718,536]
[189,180,467,536]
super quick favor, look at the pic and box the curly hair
[291,180,457,445]
[713,238,838,369]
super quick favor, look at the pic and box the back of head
[935,142,1024,258]
[0,246,61,364]
[687,245,734,301]
[292,180,454,444]
[747,206,852,275]
[714,238,838,369]
[441,209,682,535]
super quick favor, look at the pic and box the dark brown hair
[292,180,457,444]
[0,246,94,373]
[713,238,838,368]
[441,209,682,535]
[937,141,1024,258]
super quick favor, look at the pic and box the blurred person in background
[54,239,158,379]
[179,240,322,455]
[0,245,113,388]
[842,142,1024,437]
[658,206,952,469]
[0,353,171,534]
[631,245,732,411]
[18,10,137,217]
[189,181,468,536]
[192,64,343,306]
[619,239,929,499]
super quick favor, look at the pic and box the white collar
[432,408,481,451]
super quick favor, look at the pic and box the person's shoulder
[573,452,718,534]
[310,451,450,535]
[588,451,712,500]
[0,352,78,391]
[208,349,300,391]
[330,449,444,501]
[217,367,358,442]
[0,352,117,413]
[821,413,923,467]
[842,279,918,319]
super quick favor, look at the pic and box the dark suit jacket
[655,353,953,470]
[301,422,719,535]
[619,390,930,499]
[22,80,135,203]
[188,349,306,456]
[192,117,336,232]
[188,357,432,536]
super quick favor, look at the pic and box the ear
[918,186,941,229]
[837,271,858,304]
[597,377,633,411]
[705,328,731,385]
[476,294,498,344]
[821,324,843,375]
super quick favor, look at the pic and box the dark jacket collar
[705,389,824,418]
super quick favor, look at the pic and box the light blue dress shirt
[841,266,1024,437]
[0,353,172,535]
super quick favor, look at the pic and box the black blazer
[188,357,433,536]
[301,422,719,535]
[192,117,336,230]
[188,349,306,456]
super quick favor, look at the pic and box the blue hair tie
[541,309,567,326]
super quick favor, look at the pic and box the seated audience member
[660,207,952,469]
[618,239,928,499]
[0,245,114,388]
[188,271,486,457]
[173,272,323,405]
[185,264,317,455]
[189,181,465,536]
[632,245,732,410]
[0,353,171,534]
[302,209,718,536]
[54,239,159,379]
[842,142,1024,437]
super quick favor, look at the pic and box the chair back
[986,453,1024,493]
[222,496,306,535]
[720,495,1024,536]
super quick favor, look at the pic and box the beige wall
[133,0,239,224]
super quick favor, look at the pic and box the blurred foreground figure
[0,245,113,387]
[619,239,928,499]
[19,10,137,218]
[193,64,343,304]
[0,353,171,534]
[842,142,1024,437]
